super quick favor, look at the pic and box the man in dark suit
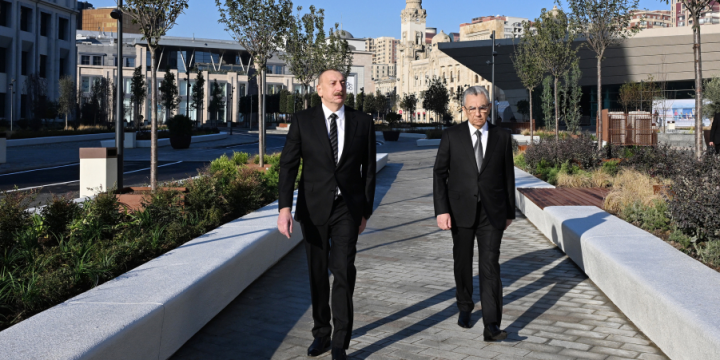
[433,85,516,341]
[709,112,720,154]
[277,69,376,360]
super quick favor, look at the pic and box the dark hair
[318,69,345,82]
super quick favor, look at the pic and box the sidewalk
[170,141,667,360]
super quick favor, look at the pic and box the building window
[0,93,5,120]
[39,55,47,78]
[59,58,66,77]
[21,51,28,76]
[125,57,135,68]
[40,12,51,37]
[0,47,5,73]
[0,1,11,27]
[81,55,90,65]
[93,56,102,66]
[58,18,69,40]
[20,6,32,32]
[20,94,27,119]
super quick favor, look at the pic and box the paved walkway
[171,141,668,360]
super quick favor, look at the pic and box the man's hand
[277,207,293,239]
[359,217,367,234]
[437,213,452,230]
[711,141,715,147]
[505,219,513,230]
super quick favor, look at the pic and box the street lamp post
[8,79,14,132]
[228,85,233,135]
[491,30,497,125]
[111,5,124,189]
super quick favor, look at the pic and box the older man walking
[277,69,376,360]
[433,85,516,341]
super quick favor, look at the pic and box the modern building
[79,7,142,34]
[0,0,78,123]
[439,24,720,127]
[76,30,373,125]
[459,15,528,41]
[397,0,492,123]
[372,63,396,80]
[630,10,673,29]
[672,0,720,27]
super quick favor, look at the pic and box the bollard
[0,133,6,164]
[79,148,118,198]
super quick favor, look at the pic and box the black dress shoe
[331,347,347,360]
[483,324,508,341]
[307,336,331,357]
[457,310,471,328]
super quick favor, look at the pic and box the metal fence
[605,111,657,146]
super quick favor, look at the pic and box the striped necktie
[475,129,483,173]
[329,113,339,165]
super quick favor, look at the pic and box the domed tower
[399,0,427,95]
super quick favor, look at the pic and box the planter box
[382,130,400,141]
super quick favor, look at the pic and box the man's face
[463,93,490,129]
[317,70,346,108]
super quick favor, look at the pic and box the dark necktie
[329,113,339,165]
[475,129,483,173]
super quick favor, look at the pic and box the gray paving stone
[169,143,667,359]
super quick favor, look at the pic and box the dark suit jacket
[433,122,516,230]
[278,105,376,227]
[710,112,720,145]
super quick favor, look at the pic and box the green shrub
[697,240,720,268]
[601,160,620,176]
[253,153,281,165]
[40,195,82,242]
[167,114,193,137]
[621,200,670,232]
[210,154,239,180]
[232,151,250,166]
[225,167,265,216]
[669,228,693,248]
[514,153,527,170]
[0,190,36,250]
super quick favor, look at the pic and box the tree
[512,21,544,141]
[561,60,583,134]
[130,66,146,129]
[534,5,578,140]
[58,76,77,130]
[23,74,49,129]
[286,93,296,115]
[281,5,352,109]
[208,80,225,128]
[310,92,321,107]
[216,0,293,167]
[541,76,554,130]
[89,77,111,127]
[190,68,205,127]
[356,90,364,113]
[400,93,418,122]
[346,93,355,108]
[423,77,450,123]
[159,71,180,123]
[566,0,640,148]
[374,90,387,120]
[618,82,640,113]
[279,89,289,117]
[660,0,715,157]
[120,0,189,190]
[364,93,376,118]
[516,100,530,121]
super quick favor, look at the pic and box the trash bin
[79,147,118,198]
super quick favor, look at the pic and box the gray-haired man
[432,86,516,340]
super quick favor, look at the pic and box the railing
[603,110,657,146]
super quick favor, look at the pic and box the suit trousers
[451,202,505,327]
[301,197,358,350]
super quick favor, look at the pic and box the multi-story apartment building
[0,0,78,123]
[630,10,673,29]
[76,30,373,125]
[672,0,720,27]
[80,7,142,34]
[365,36,398,80]
[459,15,527,41]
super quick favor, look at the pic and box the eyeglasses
[464,105,490,113]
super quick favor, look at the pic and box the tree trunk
[693,20,704,159]
[529,88,534,146]
[150,48,158,191]
[597,56,603,150]
[259,68,265,167]
[554,76,559,142]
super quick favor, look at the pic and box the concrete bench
[0,155,389,360]
[514,167,720,360]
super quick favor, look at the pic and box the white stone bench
[514,167,720,360]
[0,154,389,360]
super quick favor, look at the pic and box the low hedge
[0,152,291,331]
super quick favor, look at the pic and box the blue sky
[93,0,669,40]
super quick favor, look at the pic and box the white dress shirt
[469,120,489,159]
[322,103,346,161]
[322,103,345,196]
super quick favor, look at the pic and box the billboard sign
[653,99,712,128]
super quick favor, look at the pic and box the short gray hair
[462,86,490,107]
